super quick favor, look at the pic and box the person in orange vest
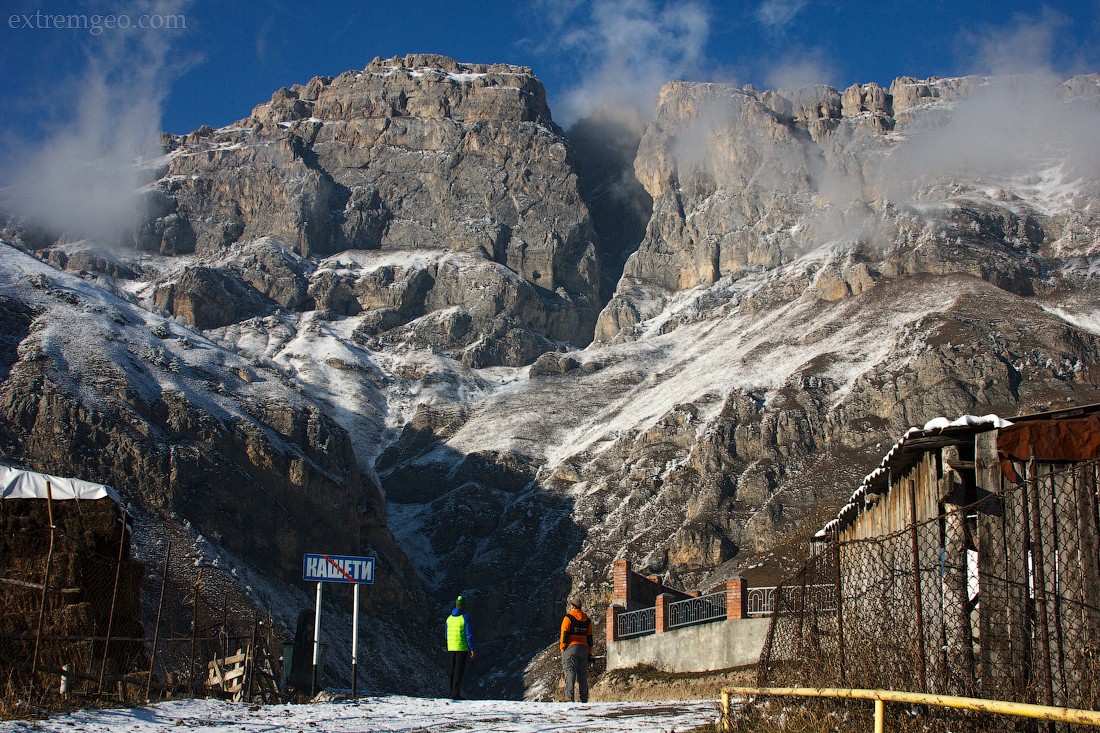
[445,595,475,700]
[559,596,593,702]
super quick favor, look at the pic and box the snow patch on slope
[1044,305,1100,336]
[446,263,953,470]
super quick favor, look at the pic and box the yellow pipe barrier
[719,686,1100,731]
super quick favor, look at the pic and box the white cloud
[958,7,1068,77]
[542,0,712,125]
[764,55,836,90]
[0,0,192,247]
[755,0,809,30]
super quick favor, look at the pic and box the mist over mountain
[2,53,1100,698]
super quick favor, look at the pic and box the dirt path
[589,665,756,703]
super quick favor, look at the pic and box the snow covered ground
[0,696,718,733]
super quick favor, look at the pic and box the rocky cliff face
[141,54,601,367]
[3,60,1100,699]
[539,71,1100,592]
[597,74,1100,341]
[370,72,1100,697]
[0,250,438,693]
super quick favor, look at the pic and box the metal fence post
[146,542,171,701]
[97,510,128,696]
[222,594,229,658]
[31,481,56,685]
[908,479,928,692]
[796,569,806,663]
[833,533,845,684]
[246,612,259,702]
[1027,452,1056,713]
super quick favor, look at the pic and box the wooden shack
[811,403,1100,708]
[0,465,145,697]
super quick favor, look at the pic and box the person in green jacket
[445,595,475,699]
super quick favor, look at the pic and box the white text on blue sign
[303,554,375,584]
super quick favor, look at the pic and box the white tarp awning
[0,464,121,503]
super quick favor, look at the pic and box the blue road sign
[303,553,375,584]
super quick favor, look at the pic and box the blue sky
[2,0,1098,143]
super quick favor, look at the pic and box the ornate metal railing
[616,606,656,638]
[800,583,837,613]
[668,590,727,629]
[747,586,776,615]
[749,584,836,615]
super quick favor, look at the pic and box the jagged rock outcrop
[596,73,1100,343]
[565,73,1100,594]
[0,246,440,693]
[138,54,601,366]
[0,253,411,593]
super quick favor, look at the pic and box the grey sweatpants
[561,644,589,702]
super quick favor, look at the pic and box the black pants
[449,650,469,699]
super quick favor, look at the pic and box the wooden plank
[1002,459,1032,699]
[206,658,225,688]
[941,446,975,696]
[975,430,1025,699]
[1028,459,1057,708]
[204,646,254,700]
[224,650,247,666]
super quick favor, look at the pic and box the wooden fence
[759,457,1100,712]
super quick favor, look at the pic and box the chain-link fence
[1,499,283,710]
[759,457,1100,715]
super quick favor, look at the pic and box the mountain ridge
[2,56,1100,698]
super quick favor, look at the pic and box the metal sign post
[312,582,322,696]
[352,584,360,698]
[303,553,375,698]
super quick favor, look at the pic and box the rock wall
[138,54,602,366]
[597,73,1100,342]
[0,251,437,692]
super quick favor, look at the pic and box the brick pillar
[612,559,629,606]
[726,577,746,620]
[606,604,622,644]
[655,593,670,633]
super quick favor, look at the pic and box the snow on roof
[0,464,121,503]
[814,413,1011,539]
[921,414,1011,432]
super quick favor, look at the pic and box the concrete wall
[607,617,771,673]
